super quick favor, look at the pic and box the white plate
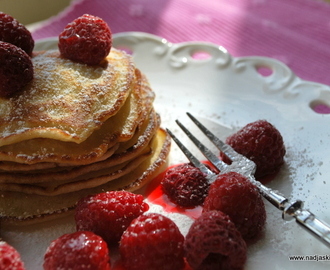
[4,32,330,269]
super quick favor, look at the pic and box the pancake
[0,49,135,147]
[0,129,170,226]
[0,150,152,195]
[0,68,155,165]
[0,47,171,225]
[0,111,160,186]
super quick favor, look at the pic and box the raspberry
[58,14,112,65]
[185,211,247,270]
[203,172,266,240]
[120,213,185,270]
[0,241,25,270]
[0,12,34,55]
[161,163,210,207]
[43,231,110,270]
[224,120,286,180]
[75,190,149,245]
[0,41,33,97]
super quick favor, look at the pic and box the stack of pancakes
[0,49,170,225]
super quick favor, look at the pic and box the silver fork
[166,112,330,248]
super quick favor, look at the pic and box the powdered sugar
[0,48,134,147]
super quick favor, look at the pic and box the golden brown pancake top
[0,48,135,147]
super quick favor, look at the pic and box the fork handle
[282,199,330,248]
[294,209,330,248]
[256,181,330,248]
[257,183,288,209]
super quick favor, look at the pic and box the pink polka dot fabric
[32,0,330,86]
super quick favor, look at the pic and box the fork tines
[185,113,241,162]
[167,112,243,178]
[165,128,215,177]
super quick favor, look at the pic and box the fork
[166,112,330,248]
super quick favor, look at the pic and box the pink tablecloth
[32,0,330,87]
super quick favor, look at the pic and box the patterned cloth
[32,0,330,86]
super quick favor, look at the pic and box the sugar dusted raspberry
[75,190,149,245]
[43,231,110,270]
[185,210,247,270]
[120,213,185,270]
[58,14,112,65]
[0,12,34,55]
[0,41,33,98]
[161,163,210,207]
[0,241,25,270]
[224,120,286,180]
[203,172,266,240]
